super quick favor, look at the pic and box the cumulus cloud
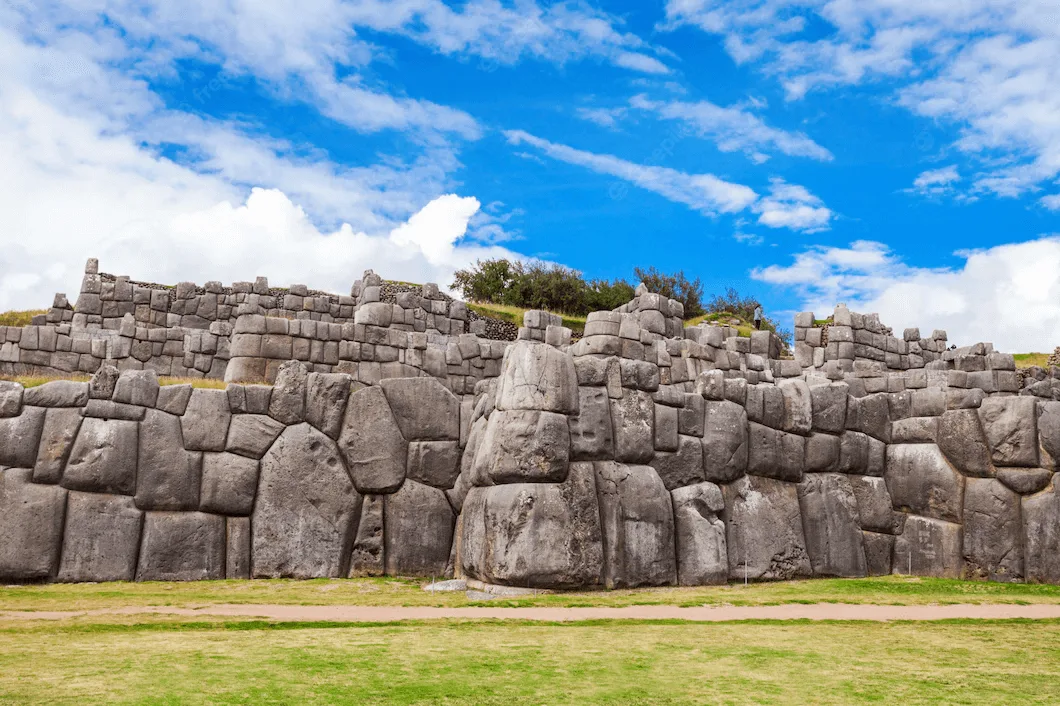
[1042,194,1060,211]
[753,178,832,231]
[575,106,628,129]
[752,237,1060,351]
[908,165,961,196]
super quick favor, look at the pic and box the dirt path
[4,603,1060,622]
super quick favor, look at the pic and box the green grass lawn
[467,302,588,334]
[0,617,1057,704]
[0,374,227,389]
[5,576,1060,612]
[0,309,47,327]
[1014,352,1051,369]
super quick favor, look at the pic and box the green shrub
[632,267,705,318]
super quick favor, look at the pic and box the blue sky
[2,1,1059,350]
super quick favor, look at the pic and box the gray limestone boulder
[252,423,362,578]
[348,494,385,576]
[892,515,963,578]
[569,386,615,461]
[0,381,23,417]
[891,417,939,444]
[226,414,285,459]
[460,462,603,589]
[936,410,994,477]
[156,384,193,415]
[836,431,870,474]
[379,377,460,440]
[997,467,1053,495]
[722,475,811,581]
[23,380,89,407]
[672,482,727,585]
[62,417,138,495]
[384,479,455,577]
[0,468,67,580]
[268,360,308,425]
[89,364,120,400]
[226,516,251,579]
[979,397,1039,467]
[1038,401,1060,466]
[862,531,895,576]
[136,511,226,581]
[0,406,46,468]
[338,385,408,494]
[654,403,680,451]
[610,391,655,464]
[1022,476,1060,583]
[796,473,867,577]
[594,461,676,588]
[884,444,964,523]
[779,379,812,435]
[479,409,570,484]
[849,475,897,533]
[847,393,890,442]
[305,373,353,440]
[407,440,461,489]
[747,422,804,482]
[33,408,82,484]
[181,388,232,452]
[495,340,578,414]
[199,452,259,516]
[805,432,840,472]
[135,409,200,511]
[962,478,1023,582]
[57,492,143,582]
[113,369,159,407]
[702,400,748,483]
[650,434,706,490]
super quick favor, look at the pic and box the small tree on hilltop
[451,259,517,304]
[633,266,705,318]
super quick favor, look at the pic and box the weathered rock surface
[962,478,1023,582]
[862,531,894,576]
[112,370,159,407]
[495,341,578,414]
[226,516,251,579]
[979,397,1038,467]
[62,417,138,495]
[348,494,385,576]
[672,482,727,585]
[1023,477,1060,583]
[380,377,459,440]
[936,410,993,477]
[997,467,1053,495]
[0,406,46,468]
[305,373,352,439]
[479,409,570,484]
[252,423,362,578]
[892,515,962,578]
[58,492,143,582]
[702,400,748,483]
[0,468,66,580]
[594,461,676,588]
[136,512,226,581]
[226,414,285,459]
[33,407,82,484]
[722,475,811,581]
[384,479,455,577]
[406,440,461,489]
[610,391,655,464]
[181,389,231,452]
[338,385,407,494]
[796,473,867,577]
[884,444,963,523]
[747,423,804,482]
[0,381,23,417]
[849,475,896,533]
[650,434,706,490]
[135,409,200,511]
[568,386,614,461]
[810,382,847,434]
[200,452,259,515]
[268,360,308,425]
[23,380,89,407]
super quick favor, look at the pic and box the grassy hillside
[0,309,46,327]
[1014,353,1050,369]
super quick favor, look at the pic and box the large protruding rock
[252,423,362,578]
[862,531,895,576]
[650,434,706,490]
[57,492,143,582]
[747,423,804,482]
[568,387,614,461]
[406,440,461,489]
[892,515,962,578]
[305,373,353,440]
[610,391,655,464]
[181,389,232,452]
[884,444,963,523]
[672,482,727,585]
[594,461,676,588]
[461,462,603,588]
[978,397,1038,467]
[796,473,867,577]
[380,377,459,440]
[962,478,1023,582]
[33,408,82,484]
[199,452,259,516]
[1023,476,1060,583]
[0,406,46,468]
[701,400,748,483]
[722,475,811,581]
[268,360,308,425]
[383,479,455,577]
[0,468,67,580]
[478,409,570,484]
[338,385,407,494]
[135,409,201,510]
[136,512,226,581]
[348,495,385,576]
[849,475,897,534]
[62,418,138,496]
[937,410,993,477]
[495,341,578,414]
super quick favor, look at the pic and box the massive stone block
[460,462,603,588]
[479,409,570,484]
[610,391,655,464]
[723,475,811,581]
[136,511,226,581]
[937,409,993,477]
[113,370,159,407]
[252,423,362,578]
[58,492,143,582]
[181,388,232,452]
[379,377,460,440]
[200,452,259,516]
[495,341,578,414]
[747,422,804,482]
[672,482,727,586]
[384,479,455,577]
[23,380,89,407]
[884,444,963,523]
[226,517,251,579]
[569,386,614,461]
[996,467,1053,496]
[862,531,895,576]
[349,494,385,576]
[796,473,867,577]
[304,373,353,440]
[1023,476,1060,583]
[1038,401,1060,467]
[338,385,407,494]
[0,406,46,468]
[650,434,706,490]
[594,461,676,588]
[0,468,67,580]
[702,400,748,483]
[268,360,307,425]
[33,407,82,484]
[62,417,138,496]
[847,393,890,443]
[804,432,839,472]
[779,379,812,435]
[406,440,461,489]
[979,397,1039,467]
[962,478,1023,582]
[0,381,23,417]
[809,382,848,434]
[226,414,285,459]
[892,515,963,578]
[849,475,896,533]
[135,409,200,511]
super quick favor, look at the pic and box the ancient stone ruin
[2,258,1059,587]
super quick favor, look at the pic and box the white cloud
[662,0,1060,203]
[1043,194,1060,211]
[575,106,627,129]
[753,179,832,231]
[908,165,961,196]
[504,129,759,215]
[630,94,833,162]
[752,237,1060,351]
